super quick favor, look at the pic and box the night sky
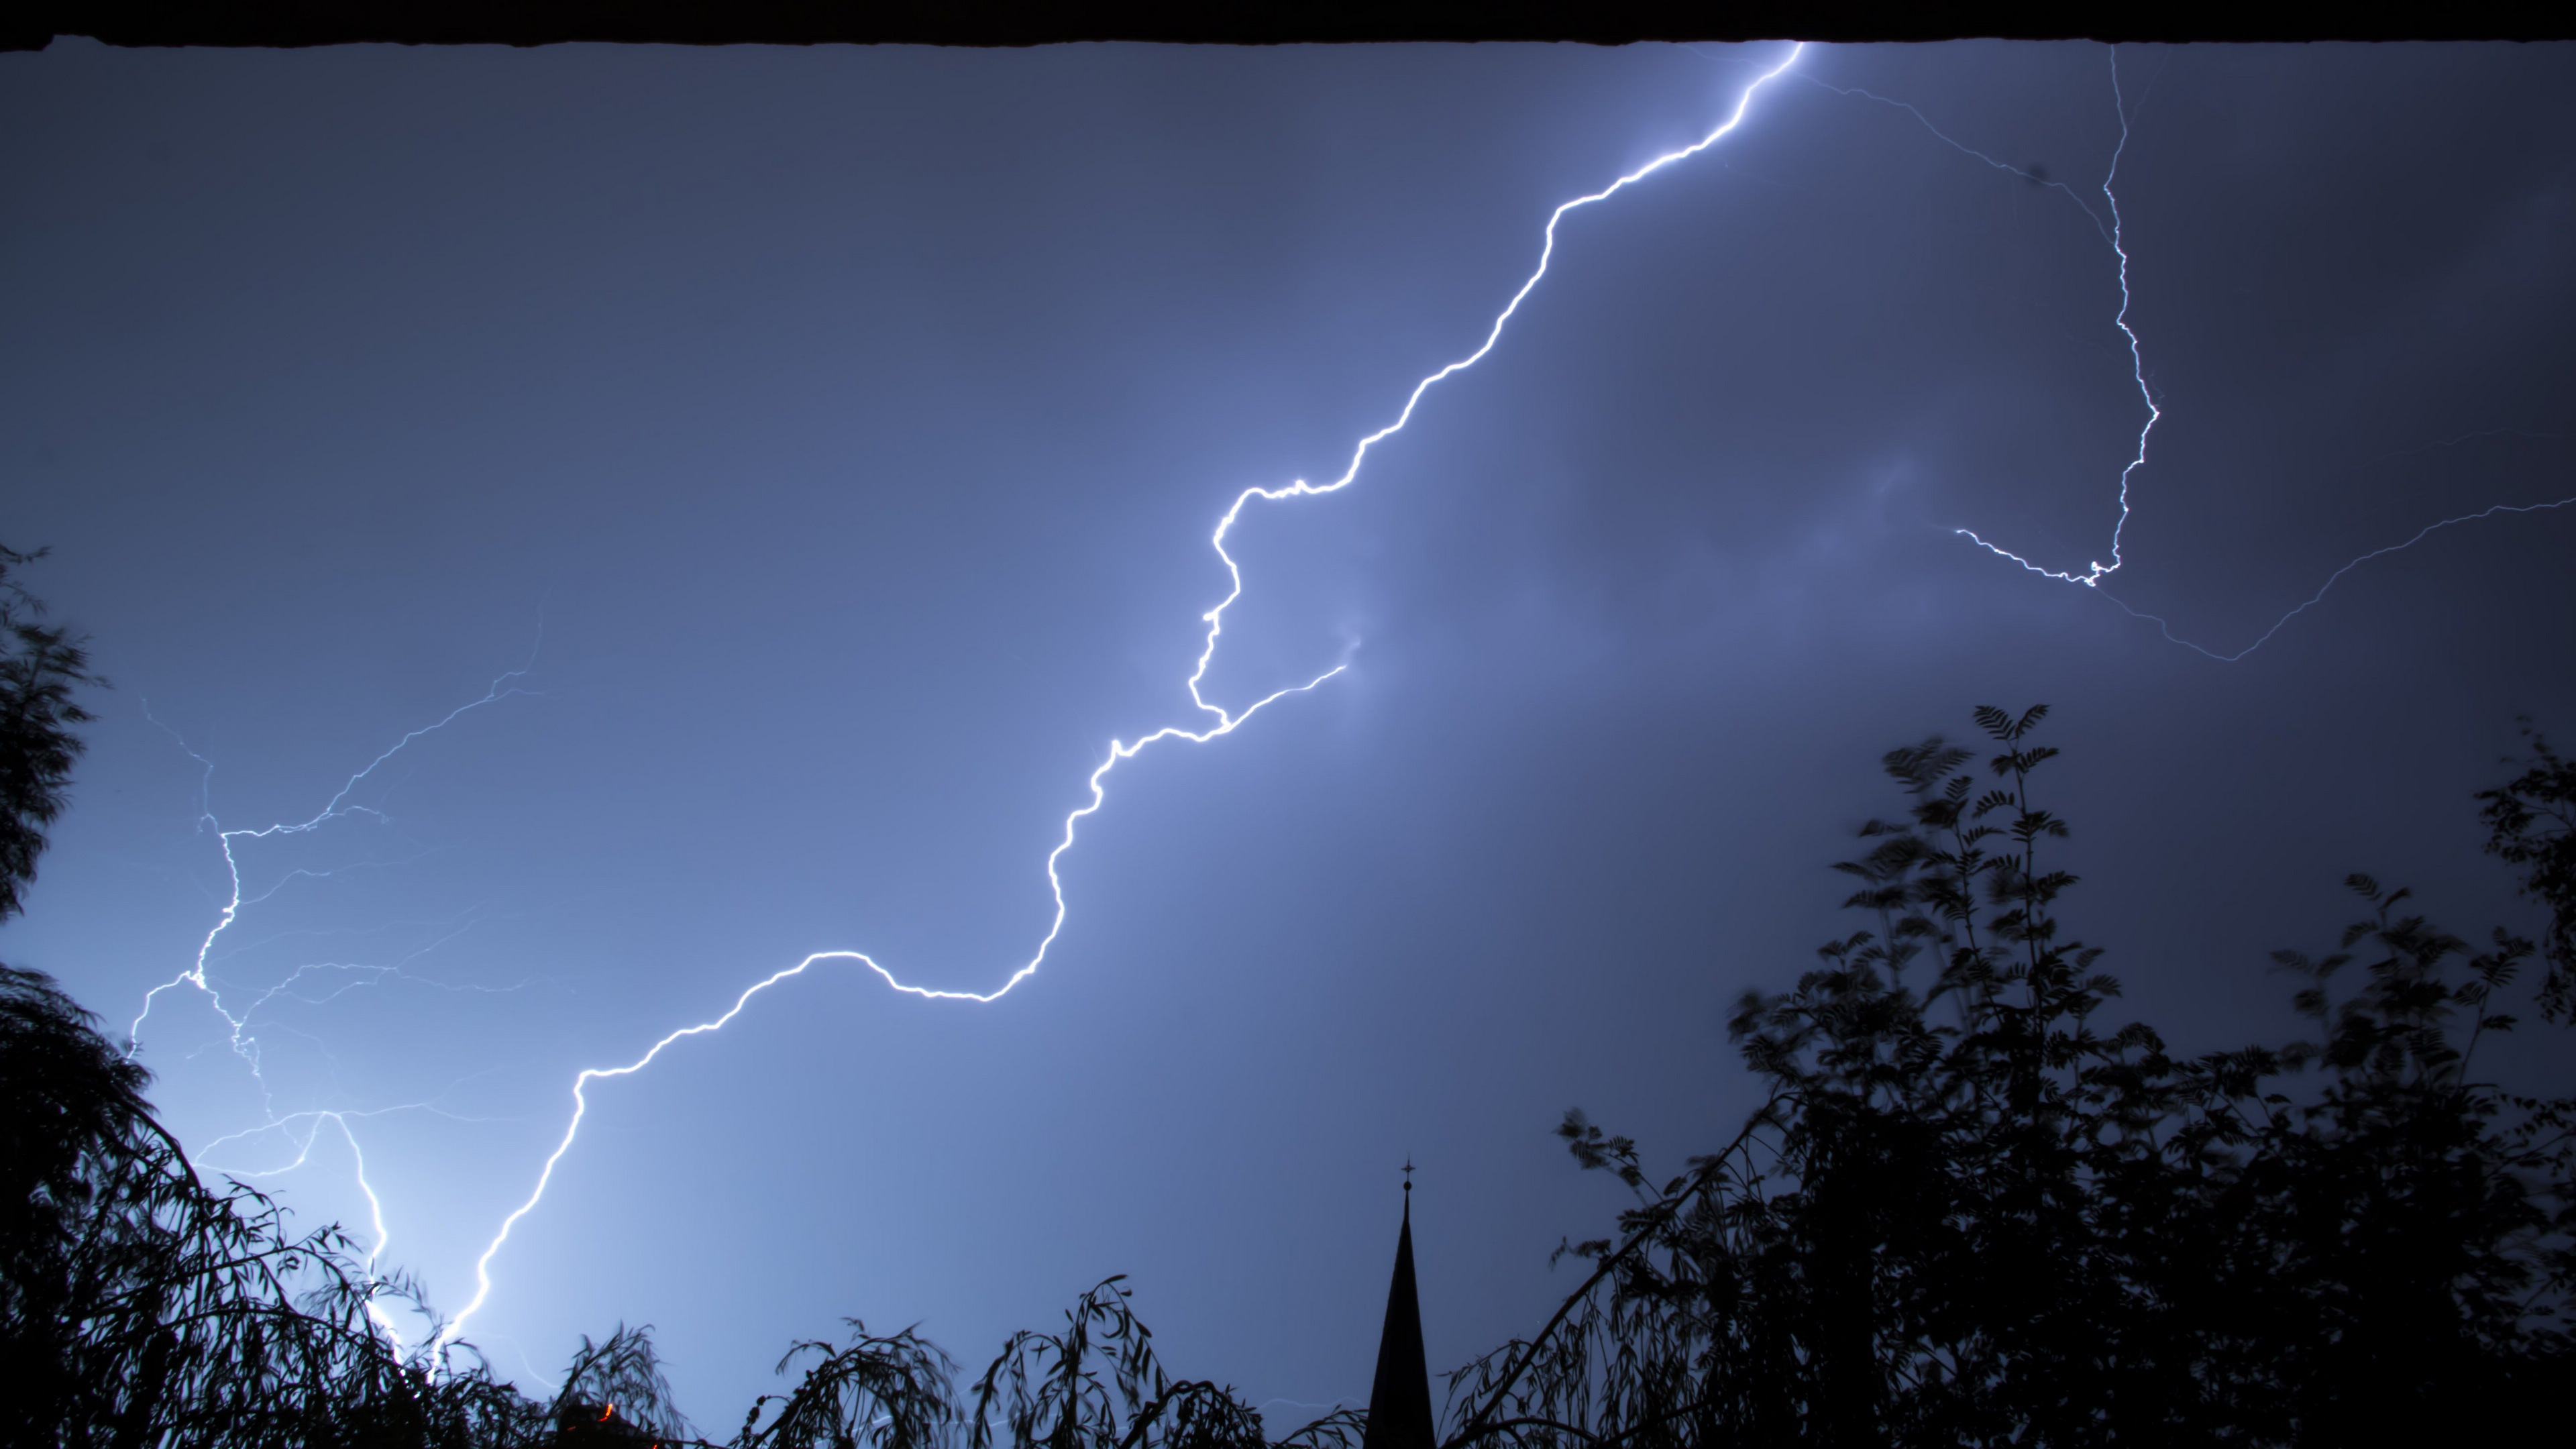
[7,37,2574,1426]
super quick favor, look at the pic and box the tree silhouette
[968,1277,1360,1449]
[0,543,102,920]
[0,953,537,1447]
[2479,722,2576,1021]
[1446,705,2575,1448]
[733,1319,958,1449]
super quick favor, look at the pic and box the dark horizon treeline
[5,543,2575,1446]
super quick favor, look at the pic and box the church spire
[1362,1167,1434,1449]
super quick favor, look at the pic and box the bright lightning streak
[122,655,537,1352]
[1834,50,2574,660]
[436,41,1811,1349]
[1948,48,2157,590]
[202,1106,460,1347]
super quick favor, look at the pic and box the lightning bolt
[128,655,541,1070]
[121,653,538,1352]
[200,1103,496,1348]
[1931,49,2157,590]
[1836,49,2576,659]
[432,40,1813,1348]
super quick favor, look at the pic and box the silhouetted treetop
[1446,705,2575,1449]
[2479,722,2576,1021]
[0,543,103,921]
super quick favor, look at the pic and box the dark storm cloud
[3,38,2571,1419]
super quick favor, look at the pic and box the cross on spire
[1363,1164,1433,1449]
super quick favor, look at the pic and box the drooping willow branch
[1444,1100,1780,1449]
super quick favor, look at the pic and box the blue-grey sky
[6,36,2574,1426]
